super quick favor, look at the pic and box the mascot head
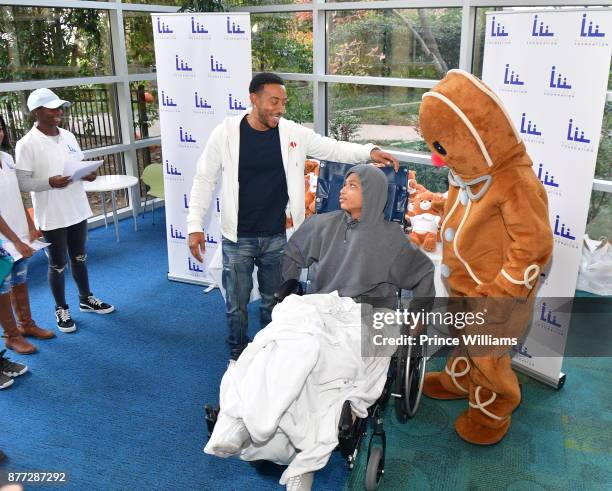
[419,69,529,180]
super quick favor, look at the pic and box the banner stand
[482,8,611,388]
[152,13,252,286]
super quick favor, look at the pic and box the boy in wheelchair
[204,164,435,490]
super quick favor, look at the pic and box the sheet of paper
[0,237,51,262]
[63,159,104,181]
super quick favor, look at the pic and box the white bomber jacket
[186,108,376,241]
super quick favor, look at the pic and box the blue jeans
[222,233,286,359]
[0,258,28,295]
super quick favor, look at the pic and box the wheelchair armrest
[274,279,303,302]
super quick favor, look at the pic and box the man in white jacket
[188,73,398,360]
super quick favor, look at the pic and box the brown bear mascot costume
[418,69,554,445]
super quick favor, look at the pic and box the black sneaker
[55,305,77,333]
[0,373,13,389]
[0,349,28,377]
[79,295,115,314]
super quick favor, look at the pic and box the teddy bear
[304,159,319,218]
[418,69,553,445]
[409,191,442,252]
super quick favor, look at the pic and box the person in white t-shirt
[0,115,56,362]
[15,89,115,333]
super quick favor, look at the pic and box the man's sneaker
[55,305,77,333]
[79,295,115,314]
[286,473,314,491]
[0,373,13,389]
[0,349,28,377]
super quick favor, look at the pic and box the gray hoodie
[282,164,435,309]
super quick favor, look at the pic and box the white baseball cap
[27,88,71,112]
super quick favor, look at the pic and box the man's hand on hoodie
[369,148,400,172]
[189,232,206,262]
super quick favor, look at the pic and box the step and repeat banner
[152,13,252,285]
[482,8,611,386]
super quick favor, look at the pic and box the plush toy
[418,69,553,445]
[410,191,442,252]
[304,159,319,218]
[408,170,427,199]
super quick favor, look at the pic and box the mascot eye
[433,141,447,156]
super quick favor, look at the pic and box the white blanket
[204,292,396,484]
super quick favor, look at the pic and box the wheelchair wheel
[364,446,384,491]
[404,340,427,418]
[394,340,427,422]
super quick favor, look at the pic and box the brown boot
[10,283,55,339]
[454,354,521,445]
[422,355,470,400]
[0,293,37,355]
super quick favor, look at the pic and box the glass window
[0,6,112,82]
[86,153,129,217]
[327,8,461,79]
[129,80,160,141]
[123,0,182,5]
[586,190,611,240]
[227,0,311,5]
[124,11,156,75]
[595,101,611,181]
[284,80,313,126]
[252,13,312,74]
[328,83,428,152]
[0,84,121,151]
[137,144,163,197]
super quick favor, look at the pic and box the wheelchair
[205,161,427,491]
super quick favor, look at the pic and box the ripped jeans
[0,257,28,295]
[42,220,91,308]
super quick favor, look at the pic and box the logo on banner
[544,66,575,99]
[224,16,249,40]
[178,126,199,148]
[562,118,595,153]
[183,194,190,210]
[165,159,184,181]
[576,13,608,47]
[536,163,561,196]
[216,197,221,214]
[155,17,176,39]
[489,16,511,44]
[188,257,204,274]
[191,16,208,34]
[532,14,555,37]
[189,16,212,40]
[194,91,214,115]
[535,301,565,336]
[501,64,527,94]
[519,112,543,144]
[160,91,180,112]
[227,93,247,114]
[205,233,218,245]
[528,14,557,46]
[170,224,186,241]
[514,342,533,359]
[175,55,195,78]
[209,55,230,78]
[553,213,578,248]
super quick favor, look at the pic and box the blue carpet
[345,355,612,491]
[0,211,348,490]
